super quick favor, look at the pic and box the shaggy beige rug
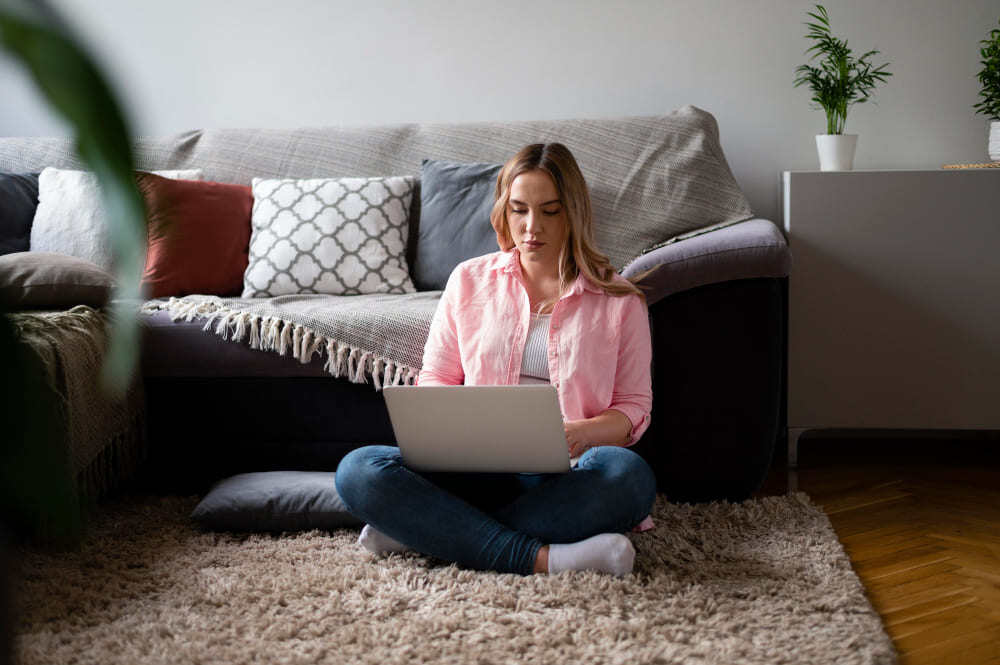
[13,493,896,665]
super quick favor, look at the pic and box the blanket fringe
[291,325,303,360]
[264,317,281,351]
[143,298,418,389]
[248,315,262,349]
[279,320,293,356]
[232,312,250,343]
[75,405,146,501]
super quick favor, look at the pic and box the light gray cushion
[412,159,502,291]
[0,106,753,270]
[0,251,115,309]
[621,219,790,306]
[190,471,362,532]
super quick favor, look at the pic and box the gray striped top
[519,313,551,384]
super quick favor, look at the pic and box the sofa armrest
[633,276,786,502]
[621,219,790,306]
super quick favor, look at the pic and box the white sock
[547,533,635,577]
[358,524,411,555]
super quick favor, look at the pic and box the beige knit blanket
[7,306,145,499]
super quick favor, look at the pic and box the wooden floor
[755,433,1000,665]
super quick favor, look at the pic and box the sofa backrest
[0,105,752,269]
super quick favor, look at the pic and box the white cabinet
[783,170,1000,464]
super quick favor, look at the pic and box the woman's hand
[564,410,633,457]
[564,420,592,458]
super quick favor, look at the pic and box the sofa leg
[787,428,808,469]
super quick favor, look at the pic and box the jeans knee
[335,445,399,511]
[630,455,658,514]
[584,446,657,515]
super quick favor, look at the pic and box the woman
[336,143,656,576]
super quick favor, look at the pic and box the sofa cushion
[412,159,502,291]
[190,471,362,532]
[0,252,115,309]
[30,168,202,272]
[244,176,416,297]
[621,218,790,306]
[136,173,252,298]
[0,106,752,270]
[0,172,39,256]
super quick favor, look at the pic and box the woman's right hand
[564,410,633,457]
[564,419,593,458]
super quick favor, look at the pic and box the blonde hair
[489,143,645,303]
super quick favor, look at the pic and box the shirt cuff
[610,404,650,446]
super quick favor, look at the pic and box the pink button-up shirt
[417,249,653,445]
[417,250,656,531]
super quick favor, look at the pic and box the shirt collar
[497,249,602,296]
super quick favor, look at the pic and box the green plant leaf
[974,17,1000,119]
[793,3,892,132]
[0,0,144,397]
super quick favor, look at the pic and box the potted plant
[793,4,892,171]
[973,17,1000,161]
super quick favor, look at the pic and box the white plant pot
[815,134,858,171]
[989,121,1000,162]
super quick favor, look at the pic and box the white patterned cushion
[244,176,416,297]
[31,167,202,272]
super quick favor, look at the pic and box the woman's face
[507,169,567,272]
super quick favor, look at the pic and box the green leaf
[973,17,1000,119]
[794,3,892,130]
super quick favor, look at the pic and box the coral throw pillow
[137,173,252,298]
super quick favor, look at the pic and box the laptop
[381,385,571,473]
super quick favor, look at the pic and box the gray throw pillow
[0,172,39,256]
[412,159,502,291]
[0,252,115,309]
[190,471,363,532]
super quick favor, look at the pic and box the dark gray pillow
[412,159,502,291]
[0,252,115,309]
[190,471,363,532]
[0,172,39,256]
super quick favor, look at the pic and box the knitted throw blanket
[140,292,444,389]
[8,306,145,499]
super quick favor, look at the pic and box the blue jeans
[335,445,657,575]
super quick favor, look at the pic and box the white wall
[2,0,996,223]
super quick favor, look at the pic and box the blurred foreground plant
[0,0,144,542]
[1,0,145,394]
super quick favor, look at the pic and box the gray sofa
[0,107,790,503]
